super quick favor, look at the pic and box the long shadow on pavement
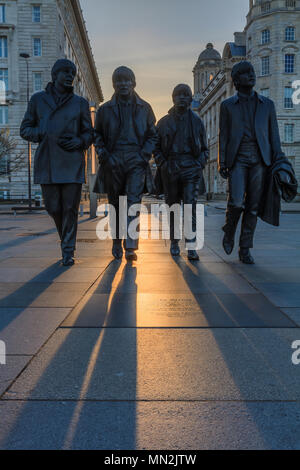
[0,262,73,331]
[0,260,138,450]
[172,255,300,449]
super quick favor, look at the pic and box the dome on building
[198,43,221,62]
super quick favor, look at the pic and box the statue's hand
[139,152,149,168]
[199,154,207,169]
[97,148,109,164]
[219,166,229,179]
[59,135,82,151]
[107,153,118,169]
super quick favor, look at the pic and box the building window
[0,158,9,176]
[33,72,42,92]
[0,69,8,92]
[261,2,271,13]
[0,105,8,124]
[0,37,8,58]
[284,123,294,142]
[285,26,295,41]
[286,0,296,7]
[261,29,270,44]
[33,38,42,57]
[0,190,10,199]
[284,87,294,108]
[0,4,5,23]
[32,5,41,23]
[285,54,295,73]
[261,56,270,75]
[260,88,270,98]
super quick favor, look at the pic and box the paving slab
[235,266,300,283]
[0,247,112,258]
[1,401,300,450]
[130,260,234,275]
[236,255,300,268]
[62,293,295,328]
[0,267,104,283]
[0,257,113,268]
[134,252,223,263]
[0,308,71,354]
[4,328,300,401]
[281,309,300,326]
[94,272,256,294]
[0,283,91,308]
[0,356,32,396]
[252,283,300,307]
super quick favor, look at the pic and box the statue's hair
[172,84,193,99]
[51,59,77,81]
[231,61,255,83]
[112,66,136,87]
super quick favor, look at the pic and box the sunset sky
[80,0,249,119]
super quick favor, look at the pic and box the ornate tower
[192,43,222,103]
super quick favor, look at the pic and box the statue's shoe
[188,250,199,261]
[112,241,123,260]
[170,242,180,257]
[62,255,75,266]
[125,249,137,261]
[239,248,255,265]
[223,233,234,255]
[112,246,123,259]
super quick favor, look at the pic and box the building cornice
[0,24,15,31]
[245,8,300,31]
[70,0,103,103]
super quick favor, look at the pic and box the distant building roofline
[222,42,247,60]
[71,0,103,103]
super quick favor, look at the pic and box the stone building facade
[0,0,103,200]
[193,0,300,199]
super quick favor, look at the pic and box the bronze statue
[218,61,289,264]
[20,59,93,266]
[155,84,208,260]
[93,66,157,261]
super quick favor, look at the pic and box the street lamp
[19,53,32,211]
[90,102,96,173]
[88,101,97,218]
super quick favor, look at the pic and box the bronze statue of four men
[21,59,296,266]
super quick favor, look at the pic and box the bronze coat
[20,83,93,184]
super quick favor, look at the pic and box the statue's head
[112,66,136,99]
[231,61,256,91]
[51,59,77,90]
[172,84,193,112]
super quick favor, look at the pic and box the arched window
[285,26,295,41]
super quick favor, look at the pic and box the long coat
[20,83,93,184]
[259,155,298,226]
[93,92,157,194]
[154,108,209,196]
[219,93,284,170]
